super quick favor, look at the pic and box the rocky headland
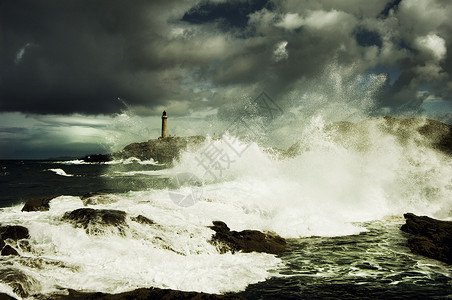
[82,136,206,164]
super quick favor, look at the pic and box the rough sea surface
[1,117,452,299]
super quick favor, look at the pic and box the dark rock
[0,225,30,241]
[0,225,31,256]
[1,245,19,256]
[43,287,245,300]
[62,208,128,235]
[0,268,38,298]
[116,136,206,164]
[80,153,112,163]
[401,213,452,264]
[22,195,60,212]
[209,221,288,254]
[0,293,17,300]
[131,215,155,225]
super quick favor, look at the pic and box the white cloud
[15,43,33,64]
[276,10,352,31]
[415,33,447,61]
[275,13,304,30]
[304,10,349,29]
[274,41,288,62]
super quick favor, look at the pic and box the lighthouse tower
[161,110,167,138]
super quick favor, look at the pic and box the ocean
[1,117,452,299]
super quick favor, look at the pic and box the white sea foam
[0,195,282,297]
[105,157,162,165]
[47,168,73,177]
[58,159,89,165]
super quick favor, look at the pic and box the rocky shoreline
[0,194,287,299]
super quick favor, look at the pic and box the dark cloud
[378,0,402,18]
[182,0,273,29]
[355,28,383,48]
[0,0,193,115]
[1,0,451,120]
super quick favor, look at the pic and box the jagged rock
[209,221,287,254]
[42,287,245,300]
[0,225,30,256]
[0,225,29,241]
[401,213,452,264]
[1,245,18,256]
[62,208,128,235]
[21,195,60,212]
[0,268,38,298]
[80,193,118,206]
[130,215,155,226]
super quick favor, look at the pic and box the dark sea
[1,119,452,299]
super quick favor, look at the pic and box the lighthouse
[161,110,167,138]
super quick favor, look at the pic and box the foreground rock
[0,225,30,256]
[21,195,60,212]
[401,213,452,264]
[209,221,288,254]
[0,268,38,299]
[42,288,245,300]
[62,208,128,235]
[0,293,16,300]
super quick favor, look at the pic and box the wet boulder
[62,208,128,235]
[0,225,29,241]
[401,213,452,264]
[209,221,288,254]
[1,245,19,256]
[0,293,17,300]
[0,268,40,298]
[22,195,60,212]
[0,225,30,256]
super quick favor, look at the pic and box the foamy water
[1,116,451,299]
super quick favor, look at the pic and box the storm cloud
[1,0,451,116]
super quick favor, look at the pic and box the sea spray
[172,115,452,238]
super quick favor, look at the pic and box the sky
[1,0,452,159]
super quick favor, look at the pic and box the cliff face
[328,117,452,155]
[115,136,206,164]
